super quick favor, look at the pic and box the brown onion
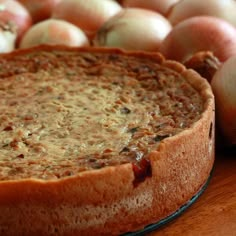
[168,0,236,26]
[211,56,236,145]
[184,51,221,83]
[160,16,236,63]
[17,0,62,23]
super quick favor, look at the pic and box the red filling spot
[132,158,152,187]
[3,126,13,131]
[17,154,24,159]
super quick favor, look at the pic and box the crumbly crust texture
[0,46,215,235]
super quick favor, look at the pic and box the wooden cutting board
[150,149,236,236]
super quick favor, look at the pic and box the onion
[19,19,89,49]
[51,0,122,39]
[0,28,16,53]
[93,8,172,51]
[211,56,236,145]
[184,51,221,83]
[0,0,32,44]
[160,16,236,63]
[17,0,62,23]
[122,0,180,16]
[168,0,236,26]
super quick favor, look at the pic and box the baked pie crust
[0,46,214,235]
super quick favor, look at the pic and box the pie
[0,45,215,235]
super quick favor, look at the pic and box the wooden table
[150,148,236,236]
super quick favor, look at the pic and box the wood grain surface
[150,148,236,236]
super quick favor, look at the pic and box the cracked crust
[0,46,214,235]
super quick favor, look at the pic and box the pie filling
[0,51,203,180]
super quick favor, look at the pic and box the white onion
[93,8,172,51]
[122,0,180,16]
[19,19,89,49]
[0,0,32,44]
[51,0,122,39]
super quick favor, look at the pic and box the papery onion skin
[122,0,180,16]
[0,0,32,44]
[184,51,221,83]
[93,8,172,52]
[168,0,236,26]
[211,56,236,145]
[17,0,62,23]
[160,16,236,63]
[19,19,89,49]
[51,0,122,39]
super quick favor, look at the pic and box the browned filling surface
[0,49,203,180]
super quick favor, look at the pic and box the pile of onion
[93,8,172,51]
[211,56,236,145]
